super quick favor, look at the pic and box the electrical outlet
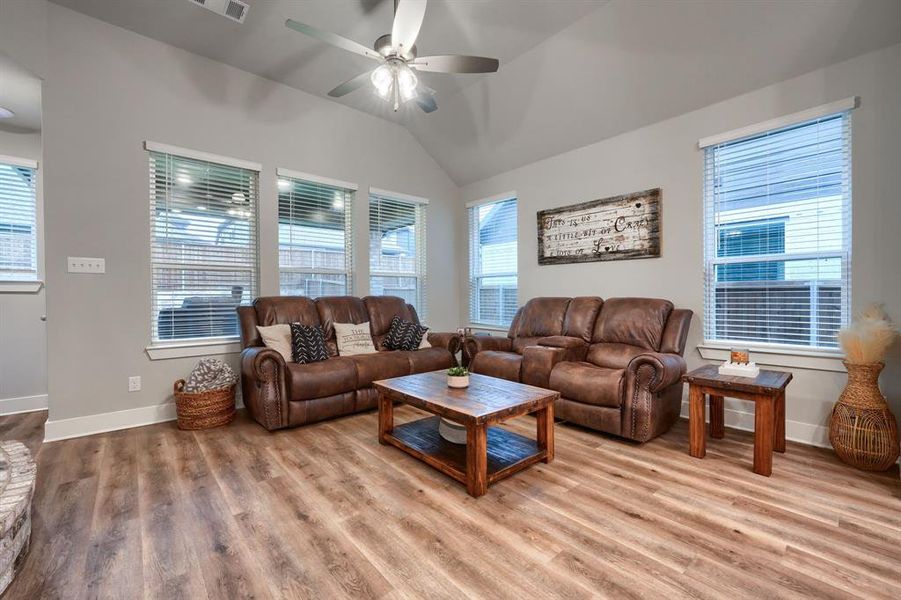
[128,376,141,392]
[68,257,106,274]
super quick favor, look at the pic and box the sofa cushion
[405,347,454,374]
[563,297,604,341]
[256,324,292,362]
[383,316,429,351]
[470,350,522,382]
[512,336,543,355]
[315,296,369,355]
[514,297,571,338]
[333,322,377,356]
[592,297,674,350]
[586,342,647,370]
[289,324,330,364]
[351,351,411,386]
[287,357,358,401]
[550,362,624,408]
[364,296,419,348]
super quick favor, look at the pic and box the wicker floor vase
[829,361,899,471]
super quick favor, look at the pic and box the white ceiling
[48,0,901,184]
[0,52,42,133]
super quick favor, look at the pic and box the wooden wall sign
[537,188,661,265]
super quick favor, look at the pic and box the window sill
[697,342,845,372]
[467,325,509,334]
[0,280,43,294]
[145,339,242,361]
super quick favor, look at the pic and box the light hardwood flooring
[3,406,900,599]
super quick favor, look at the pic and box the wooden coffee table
[374,371,558,497]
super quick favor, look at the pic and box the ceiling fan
[285,0,499,113]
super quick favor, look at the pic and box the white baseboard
[680,400,830,448]
[0,394,48,416]
[44,395,245,443]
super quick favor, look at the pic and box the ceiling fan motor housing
[374,34,417,61]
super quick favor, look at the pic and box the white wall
[460,43,901,443]
[3,1,462,428]
[0,129,47,411]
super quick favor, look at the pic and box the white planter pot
[447,375,470,388]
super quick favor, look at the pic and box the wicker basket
[173,380,236,430]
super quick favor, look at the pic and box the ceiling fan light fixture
[397,65,418,102]
[0,106,14,119]
[371,63,394,99]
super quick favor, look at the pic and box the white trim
[697,343,844,372]
[0,394,48,415]
[145,339,242,360]
[0,154,38,170]
[369,186,429,205]
[698,96,859,148]
[465,190,517,209]
[276,168,358,191]
[0,280,43,293]
[467,325,508,334]
[143,141,262,172]
[680,400,829,448]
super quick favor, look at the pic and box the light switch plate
[68,257,105,274]
[128,376,141,392]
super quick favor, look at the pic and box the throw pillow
[419,328,431,349]
[383,316,429,351]
[290,323,330,364]
[256,324,293,362]
[333,322,377,356]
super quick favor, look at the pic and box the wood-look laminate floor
[4,406,901,599]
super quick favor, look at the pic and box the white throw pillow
[418,328,431,349]
[334,322,377,356]
[256,324,293,362]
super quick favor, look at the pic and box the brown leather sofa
[238,295,460,430]
[463,297,692,442]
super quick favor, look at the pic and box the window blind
[468,197,517,327]
[149,150,259,343]
[369,191,427,319]
[703,112,851,349]
[278,174,354,297]
[0,159,37,281]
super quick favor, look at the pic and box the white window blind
[0,158,37,281]
[468,197,517,327]
[149,149,259,343]
[369,191,427,319]
[278,174,354,297]
[703,111,851,350]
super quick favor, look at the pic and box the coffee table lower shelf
[382,416,546,490]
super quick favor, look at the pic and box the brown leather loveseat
[463,297,691,442]
[238,295,460,430]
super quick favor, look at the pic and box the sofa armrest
[427,331,462,358]
[537,335,587,350]
[625,352,686,393]
[521,345,575,389]
[462,334,513,367]
[240,346,289,431]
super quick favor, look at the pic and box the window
[468,196,517,327]
[703,111,851,349]
[369,189,427,318]
[148,143,259,343]
[278,170,354,297]
[0,157,37,281]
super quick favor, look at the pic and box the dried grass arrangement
[829,304,899,471]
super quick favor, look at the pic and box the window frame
[467,193,518,328]
[0,154,40,290]
[144,142,261,355]
[701,108,852,354]
[276,168,356,299]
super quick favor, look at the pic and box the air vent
[186,0,248,24]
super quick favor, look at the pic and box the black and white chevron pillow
[290,323,330,364]
[382,316,429,351]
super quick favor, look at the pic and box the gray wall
[4,1,462,423]
[460,43,901,437]
[0,130,46,404]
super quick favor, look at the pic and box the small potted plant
[446,366,470,389]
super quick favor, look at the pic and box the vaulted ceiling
[49,0,901,185]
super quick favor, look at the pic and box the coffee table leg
[378,393,393,445]
[774,390,786,453]
[536,403,555,463]
[689,385,706,459]
[754,396,774,476]
[709,394,725,439]
[466,423,488,497]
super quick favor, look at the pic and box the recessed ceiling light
[0,106,14,119]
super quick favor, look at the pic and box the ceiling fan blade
[415,93,437,113]
[328,71,373,97]
[411,55,499,73]
[285,19,382,61]
[391,0,427,53]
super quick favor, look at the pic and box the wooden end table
[374,371,558,497]
[683,364,792,476]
